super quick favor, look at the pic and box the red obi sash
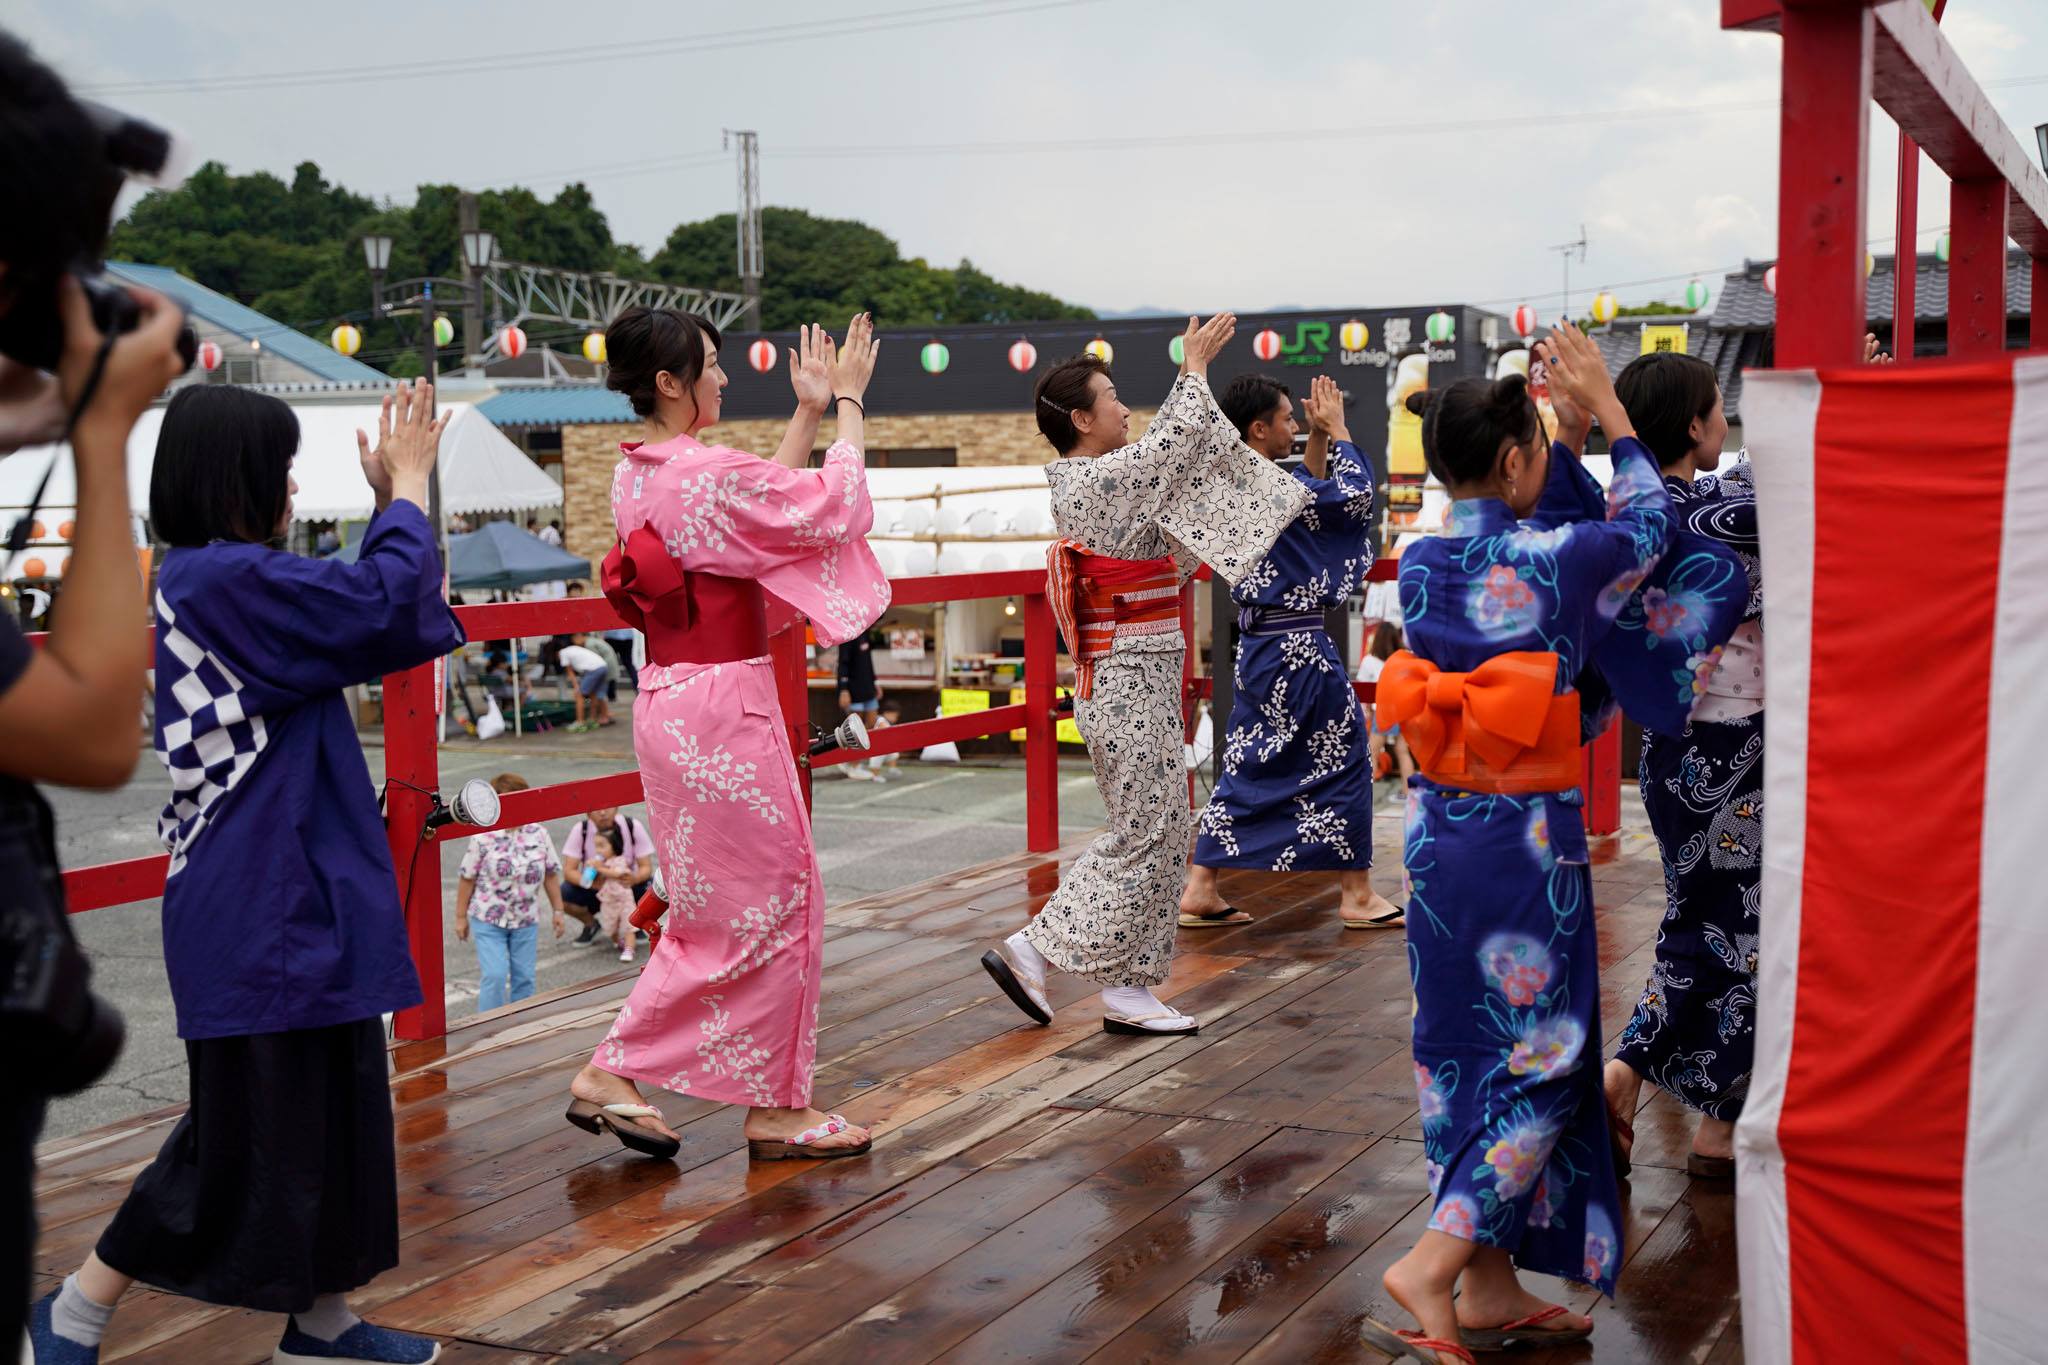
[601,524,768,666]
[1375,649,1582,794]
[1046,541,1179,699]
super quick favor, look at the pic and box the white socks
[1003,930,1050,983]
[51,1274,115,1347]
[292,1293,361,1343]
[1101,985,1181,1020]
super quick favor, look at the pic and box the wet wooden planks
[35,804,1739,1363]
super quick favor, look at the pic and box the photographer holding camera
[1,29,191,1361]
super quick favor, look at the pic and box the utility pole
[459,191,483,378]
[419,282,444,549]
[1552,225,1589,319]
[725,129,763,330]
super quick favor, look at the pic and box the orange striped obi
[1375,649,1582,794]
[1046,541,1180,699]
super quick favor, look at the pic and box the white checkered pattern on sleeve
[155,589,269,876]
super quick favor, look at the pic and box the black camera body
[0,76,196,373]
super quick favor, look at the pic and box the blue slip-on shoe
[273,1319,441,1365]
[26,1289,99,1365]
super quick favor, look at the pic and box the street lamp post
[359,230,446,549]
[458,191,496,380]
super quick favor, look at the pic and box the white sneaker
[618,941,635,962]
[844,767,876,781]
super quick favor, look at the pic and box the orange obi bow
[1376,649,1582,794]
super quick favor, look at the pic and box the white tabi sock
[51,1273,116,1347]
[1100,985,1178,1020]
[292,1293,361,1343]
[1003,930,1050,983]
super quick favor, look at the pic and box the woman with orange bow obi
[565,307,889,1164]
[1360,323,1672,1365]
[979,315,1309,1038]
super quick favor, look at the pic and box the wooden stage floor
[33,807,1741,1363]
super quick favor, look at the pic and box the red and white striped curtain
[1738,357,2048,1363]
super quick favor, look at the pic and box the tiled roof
[106,261,390,385]
[477,386,634,427]
[1712,251,2033,330]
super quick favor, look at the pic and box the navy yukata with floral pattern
[1397,436,1672,1296]
[1194,440,1376,872]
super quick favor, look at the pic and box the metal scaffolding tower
[726,129,764,330]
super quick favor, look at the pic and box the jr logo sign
[1278,321,1330,367]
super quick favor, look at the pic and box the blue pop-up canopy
[333,518,590,591]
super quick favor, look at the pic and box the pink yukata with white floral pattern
[590,433,888,1108]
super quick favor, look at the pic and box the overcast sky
[13,0,2047,316]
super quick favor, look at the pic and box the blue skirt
[1615,711,1764,1119]
[1405,785,1623,1295]
[1193,629,1373,872]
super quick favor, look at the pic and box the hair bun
[1403,389,1432,418]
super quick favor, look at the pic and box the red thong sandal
[747,1113,873,1161]
[1460,1304,1594,1351]
[1360,1318,1477,1364]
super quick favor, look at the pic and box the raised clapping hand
[831,312,879,401]
[1304,374,1349,440]
[1864,332,1894,365]
[788,323,835,414]
[1178,312,1236,378]
[1536,321,1634,443]
[356,378,449,514]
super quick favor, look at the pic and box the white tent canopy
[862,466,1055,578]
[0,401,561,526]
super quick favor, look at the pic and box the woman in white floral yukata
[565,308,888,1162]
[979,314,1309,1036]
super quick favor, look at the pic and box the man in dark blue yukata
[1179,373,1405,930]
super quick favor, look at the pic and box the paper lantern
[432,315,454,347]
[1085,338,1113,365]
[197,340,223,371]
[1936,232,1951,265]
[1425,310,1456,343]
[1589,293,1618,326]
[498,325,527,358]
[1251,328,1282,362]
[330,323,363,356]
[583,331,607,364]
[21,558,44,579]
[747,339,776,372]
[1007,339,1036,372]
[1511,305,1537,339]
[1764,265,1778,296]
[27,521,43,539]
[57,520,74,540]
[1168,335,1186,365]
[1684,278,1711,312]
[1866,251,1876,278]
[1339,319,1370,352]
[920,341,950,374]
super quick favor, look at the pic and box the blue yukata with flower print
[1194,441,1376,872]
[1397,435,1671,1297]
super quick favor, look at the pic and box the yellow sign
[939,688,991,718]
[1010,687,1083,743]
[1639,324,1689,356]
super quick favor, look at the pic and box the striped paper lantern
[920,341,950,374]
[583,331,607,364]
[1252,328,1282,361]
[747,339,776,373]
[1511,304,1538,338]
[1007,339,1037,372]
[330,323,362,357]
[1339,319,1370,352]
[1684,278,1711,312]
[197,340,223,371]
[1588,293,1618,326]
[1764,265,1778,296]
[498,325,527,358]
[1168,335,1185,365]
[1936,232,1951,265]
[1085,338,1113,365]
[432,315,455,347]
[1425,310,1456,343]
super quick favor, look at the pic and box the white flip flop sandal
[1103,1009,1199,1036]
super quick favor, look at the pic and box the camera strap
[5,328,119,559]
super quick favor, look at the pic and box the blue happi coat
[1193,441,1376,871]
[153,501,464,1038]
[1396,436,1671,1297]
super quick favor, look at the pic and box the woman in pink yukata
[565,307,888,1161]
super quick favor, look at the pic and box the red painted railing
[48,559,1622,1042]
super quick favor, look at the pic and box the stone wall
[558,407,1160,574]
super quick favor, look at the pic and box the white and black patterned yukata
[1022,373,1308,986]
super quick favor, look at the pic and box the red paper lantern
[1007,339,1037,373]
[1511,304,1538,338]
[748,339,777,373]
[197,340,223,371]
[498,325,528,358]
[1252,328,1282,362]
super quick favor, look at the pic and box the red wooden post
[1022,590,1060,853]
[1582,724,1623,838]
[769,625,812,810]
[2034,256,2048,351]
[1949,177,2010,360]
[1894,131,1919,360]
[384,660,445,1042]
[1773,1,1874,369]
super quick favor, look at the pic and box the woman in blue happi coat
[1361,325,1672,1363]
[34,382,459,1365]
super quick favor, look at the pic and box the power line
[74,0,1103,97]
